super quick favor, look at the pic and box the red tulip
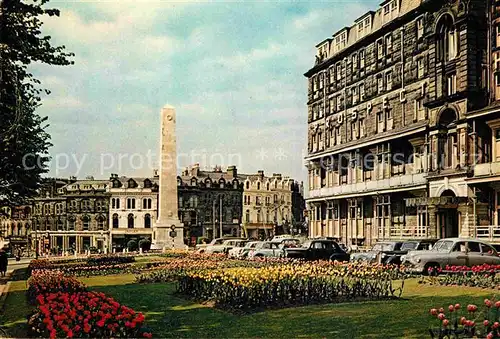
[438,313,446,320]
[493,322,500,329]
[484,320,490,327]
[448,305,454,312]
[439,307,445,313]
[454,303,460,310]
[442,319,449,327]
[430,308,438,316]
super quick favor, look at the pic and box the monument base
[152,220,187,250]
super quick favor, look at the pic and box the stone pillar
[428,206,437,239]
[429,132,439,171]
[152,105,186,249]
[458,123,468,168]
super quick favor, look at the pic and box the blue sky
[32,0,378,183]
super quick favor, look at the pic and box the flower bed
[27,271,87,305]
[28,291,152,338]
[177,262,405,312]
[27,270,152,338]
[428,299,500,338]
[419,264,500,290]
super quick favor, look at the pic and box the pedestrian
[0,249,8,277]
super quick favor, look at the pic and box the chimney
[227,165,237,178]
[85,175,94,180]
[153,169,159,178]
[191,163,200,177]
[69,176,77,182]
[257,170,264,178]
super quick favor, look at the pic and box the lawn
[1,274,497,338]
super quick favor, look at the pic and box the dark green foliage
[0,0,74,205]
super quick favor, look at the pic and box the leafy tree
[0,0,74,206]
[138,238,151,251]
[127,239,138,251]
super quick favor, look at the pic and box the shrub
[127,240,138,252]
[138,239,151,252]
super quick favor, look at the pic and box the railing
[473,225,500,243]
[472,162,500,177]
[309,172,427,198]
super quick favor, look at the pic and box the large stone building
[0,205,32,254]
[177,164,243,244]
[241,170,303,239]
[108,174,158,251]
[305,0,500,247]
[32,177,110,254]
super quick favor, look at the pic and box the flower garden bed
[419,264,500,290]
[27,270,152,338]
[428,299,500,338]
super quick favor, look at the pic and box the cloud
[31,1,375,182]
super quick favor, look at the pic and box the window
[352,86,358,104]
[82,216,90,231]
[81,200,91,211]
[245,209,250,222]
[128,214,134,228]
[359,83,365,101]
[416,17,424,39]
[257,182,261,190]
[68,219,75,231]
[377,75,384,93]
[447,73,457,96]
[145,214,151,228]
[319,74,324,89]
[112,214,119,228]
[352,53,357,71]
[336,63,342,80]
[97,217,104,230]
[377,39,384,60]
[437,15,458,62]
[245,181,250,189]
[57,219,63,231]
[359,50,365,69]
[337,95,342,111]
[359,119,365,138]
[257,210,262,223]
[384,4,390,15]
[385,35,392,55]
[143,198,152,209]
[127,198,136,209]
[417,58,425,78]
[313,76,317,91]
[386,71,393,91]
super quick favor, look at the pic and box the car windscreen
[432,240,454,252]
[372,243,394,251]
[301,241,312,248]
[401,242,418,251]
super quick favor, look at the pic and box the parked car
[402,238,500,274]
[350,241,405,264]
[196,237,242,253]
[227,240,251,258]
[285,239,350,261]
[382,239,437,265]
[248,241,285,259]
[236,241,263,258]
[205,239,247,254]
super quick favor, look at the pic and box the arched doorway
[437,189,459,238]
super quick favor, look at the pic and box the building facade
[305,0,500,247]
[32,177,110,254]
[108,174,158,251]
[0,205,32,255]
[241,170,302,239]
[178,164,243,244]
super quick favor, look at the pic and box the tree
[0,0,74,207]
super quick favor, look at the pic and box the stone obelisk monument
[152,105,186,249]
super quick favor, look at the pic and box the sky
[31,0,379,183]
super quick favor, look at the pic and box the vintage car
[382,239,437,265]
[227,240,253,258]
[196,237,243,253]
[247,241,285,259]
[234,241,263,258]
[350,241,405,264]
[284,239,350,261]
[402,238,500,274]
[204,239,247,254]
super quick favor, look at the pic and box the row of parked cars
[196,236,500,274]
